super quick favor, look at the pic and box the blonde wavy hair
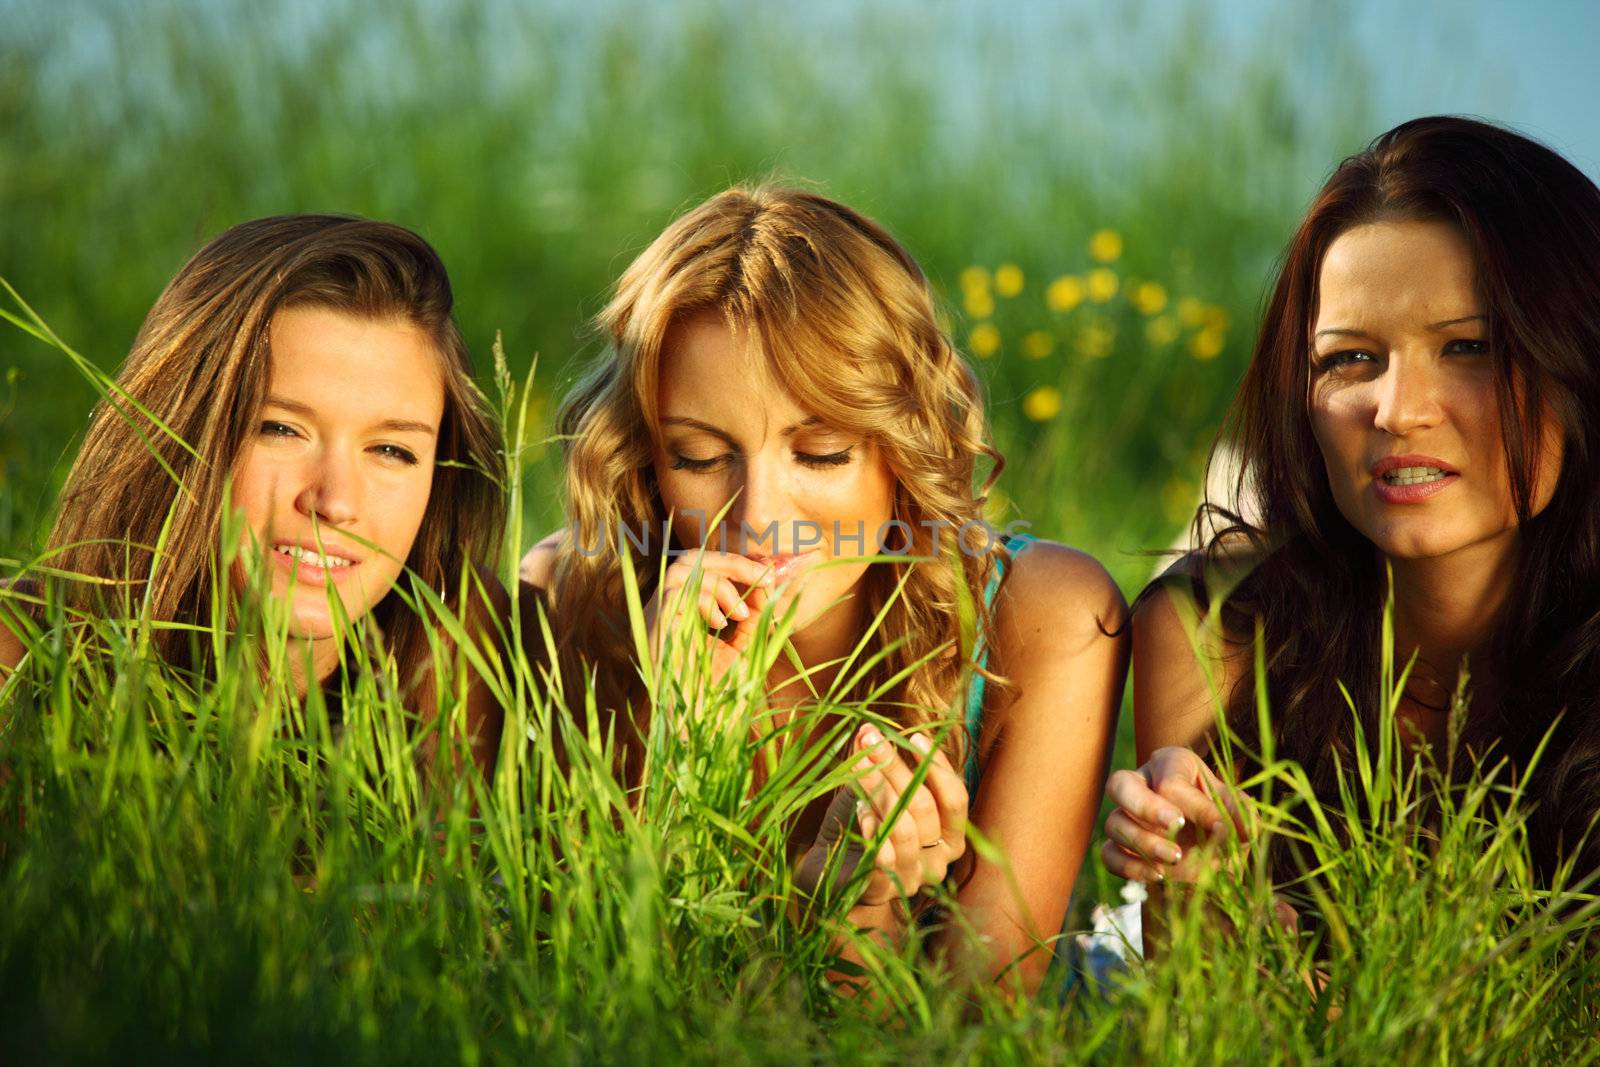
[550,185,1008,762]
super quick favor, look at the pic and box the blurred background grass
[2,0,1591,608]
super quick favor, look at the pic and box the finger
[711,576,751,622]
[883,795,923,894]
[1106,809,1183,866]
[1106,768,1187,834]
[854,728,940,844]
[1155,778,1235,839]
[1195,768,1250,840]
[1100,838,1164,883]
[689,550,778,589]
[695,589,728,630]
[908,733,968,852]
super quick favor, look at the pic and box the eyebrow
[263,396,438,437]
[661,415,825,441]
[1314,314,1488,341]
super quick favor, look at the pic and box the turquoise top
[963,533,1035,794]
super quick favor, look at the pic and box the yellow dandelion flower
[1176,296,1207,327]
[1079,320,1115,358]
[994,262,1025,298]
[1046,274,1085,312]
[1132,281,1168,316]
[1021,330,1055,359]
[1022,385,1063,422]
[1089,228,1123,263]
[1161,475,1195,524]
[960,265,991,294]
[1087,268,1119,304]
[964,288,995,319]
[969,322,1001,358]
[1145,315,1178,346]
[1190,327,1226,361]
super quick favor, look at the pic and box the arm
[951,542,1129,992]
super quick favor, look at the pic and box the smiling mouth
[1380,465,1452,487]
[273,543,357,571]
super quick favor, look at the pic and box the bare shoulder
[1131,547,1259,758]
[0,619,23,673]
[518,530,565,592]
[993,539,1127,640]
[0,579,34,673]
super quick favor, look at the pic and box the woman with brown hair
[1,214,508,775]
[1102,117,1600,901]
[521,184,1129,990]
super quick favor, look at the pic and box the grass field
[3,0,1595,1061]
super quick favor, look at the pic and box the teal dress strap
[963,533,1036,794]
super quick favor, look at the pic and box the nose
[1372,354,1444,437]
[294,447,360,527]
[728,455,790,555]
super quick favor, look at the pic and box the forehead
[657,311,811,436]
[1316,220,1480,327]
[267,305,445,422]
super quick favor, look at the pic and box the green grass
[1,309,1596,1064]
[7,2,1594,1060]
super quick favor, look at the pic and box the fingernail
[860,726,882,747]
[1160,844,1182,864]
[731,601,749,620]
[711,609,726,628]
[1167,813,1185,833]
[909,734,932,755]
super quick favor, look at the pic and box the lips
[270,538,362,580]
[1369,453,1460,505]
[747,550,822,580]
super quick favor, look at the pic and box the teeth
[1383,466,1449,486]
[273,544,354,569]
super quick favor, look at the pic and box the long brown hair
[549,184,1006,763]
[41,214,505,704]
[1179,116,1600,885]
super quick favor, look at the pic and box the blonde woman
[1,214,508,776]
[521,186,1128,989]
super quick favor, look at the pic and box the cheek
[1309,398,1364,481]
[379,468,437,560]
[230,447,279,529]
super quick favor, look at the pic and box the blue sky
[1275,0,1597,177]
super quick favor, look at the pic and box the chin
[1369,528,1474,561]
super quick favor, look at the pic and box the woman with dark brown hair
[1,214,508,775]
[1101,116,1600,898]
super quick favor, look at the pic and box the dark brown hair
[1182,116,1600,884]
[42,214,505,722]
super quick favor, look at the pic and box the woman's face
[652,311,896,633]
[232,305,445,642]
[1309,219,1561,562]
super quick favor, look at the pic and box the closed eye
[671,453,727,473]
[795,448,853,469]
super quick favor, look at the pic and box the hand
[797,724,969,907]
[1100,745,1247,883]
[643,548,818,681]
